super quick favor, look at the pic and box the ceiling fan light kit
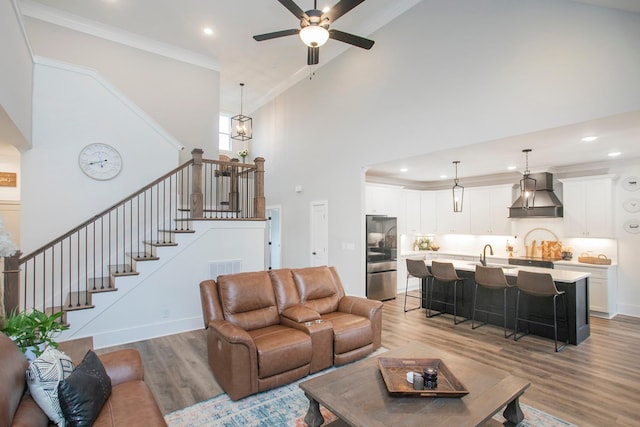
[231,83,252,141]
[254,0,374,65]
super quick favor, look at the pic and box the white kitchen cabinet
[420,191,437,233]
[468,186,512,235]
[560,176,614,238]
[554,263,617,318]
[436,190,470,234]
[402,190,422,234]
[365,184,401,217]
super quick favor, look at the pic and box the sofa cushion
[322,312,373,354]
[292,267,340,314]
[248,325,312,379]
[93,380,167,427]
[218,271,280,330]
[58,350,112,427]
[269,269,301,313]
[0,333,30,427]
[26,346,75,426]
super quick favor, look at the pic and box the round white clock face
[78,143,123,180]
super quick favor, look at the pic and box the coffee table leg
[304,392,325,427]
[502,395,525,426]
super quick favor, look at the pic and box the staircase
[3,150,265,335]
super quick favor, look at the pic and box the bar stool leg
[471,283,478,329]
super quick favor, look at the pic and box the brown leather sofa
[0,332,166,427]
[200,265,383,400]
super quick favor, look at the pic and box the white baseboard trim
[91,316,203,349]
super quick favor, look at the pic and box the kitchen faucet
[481,244,494,266]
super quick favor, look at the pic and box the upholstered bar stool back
[514,270,568,352]
[428,261,467,325]
[404,258,431,312]
[473,266,514,338]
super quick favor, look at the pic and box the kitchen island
[423,259,591,345]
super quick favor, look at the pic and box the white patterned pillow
[26,346,75,427]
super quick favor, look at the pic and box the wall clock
[78,143,123,180]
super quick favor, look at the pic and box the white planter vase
[23,343,47,361]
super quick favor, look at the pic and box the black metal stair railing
[2,150,265,319]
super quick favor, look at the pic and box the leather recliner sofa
[199,265,383,400]
[0,332,166,427]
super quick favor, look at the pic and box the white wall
[252,0,640,298]
[21,60,180,253]
[0,0,33,150]
[58,220,266,348]
[23,17,220,163]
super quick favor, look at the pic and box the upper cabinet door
[436,190,470,234]
[365,185,401,217]
[560,176,614,238]
[469,186,512,235]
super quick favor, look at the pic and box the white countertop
[400,251,617,268]
[426,258,590,283]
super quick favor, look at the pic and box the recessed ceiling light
[440,174,447,179]
[581,136,598,142]
[507,165,517,170]
[608,151,621,157]
[203,27,213,36]
[400,167,408,172]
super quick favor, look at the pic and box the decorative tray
[378,358,469,398]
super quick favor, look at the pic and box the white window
[219,114,231,152]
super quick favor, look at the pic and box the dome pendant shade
[299,25,329,47]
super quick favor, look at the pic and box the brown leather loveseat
[200,265,383,400]
[0,332,166,427]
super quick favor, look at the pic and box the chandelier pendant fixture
[231,83,252,141]
[520,149,536,209]
[452,160,464,212]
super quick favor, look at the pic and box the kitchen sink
[467,263,517,270]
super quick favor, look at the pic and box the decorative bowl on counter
[430,244,440,251]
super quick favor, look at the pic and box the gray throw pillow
[58,350,112,427]
[26,346,75,427]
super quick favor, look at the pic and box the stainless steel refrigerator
[366,215,397,301]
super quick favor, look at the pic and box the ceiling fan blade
[323,0,365,23]
[253,29,300,41]
[278,0,307,20]
[328,29,374,49]
[308,46,320,65]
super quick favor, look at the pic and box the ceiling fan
[253,0,375,65]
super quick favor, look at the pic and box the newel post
[254,157,266,219]
[190,148,204,219]
[3,251,22,318]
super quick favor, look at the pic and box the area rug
[165,364,575,427]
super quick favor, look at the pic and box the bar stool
[428,261,467,325]
[514,270,568,352]
[473,266,514,338]
[404,258,431,312]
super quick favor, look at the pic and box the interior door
[310,200,328,266]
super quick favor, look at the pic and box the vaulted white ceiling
[12,0,640,181]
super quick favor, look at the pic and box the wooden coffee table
[299,342,530,427]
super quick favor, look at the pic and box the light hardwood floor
[97,296,640,426]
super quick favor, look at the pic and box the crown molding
[20,0,220,72]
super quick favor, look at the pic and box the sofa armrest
[206,319,259,400]
[99,349,144,386]
[338,296,383,320]
[281,305,321,323]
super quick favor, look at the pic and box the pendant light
[231,83,252,141]
[452,161,464,212]
[520,149,536,209]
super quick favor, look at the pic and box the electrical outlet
[161,309,170,319]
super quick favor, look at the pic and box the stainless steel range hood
[509,172,563,218]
